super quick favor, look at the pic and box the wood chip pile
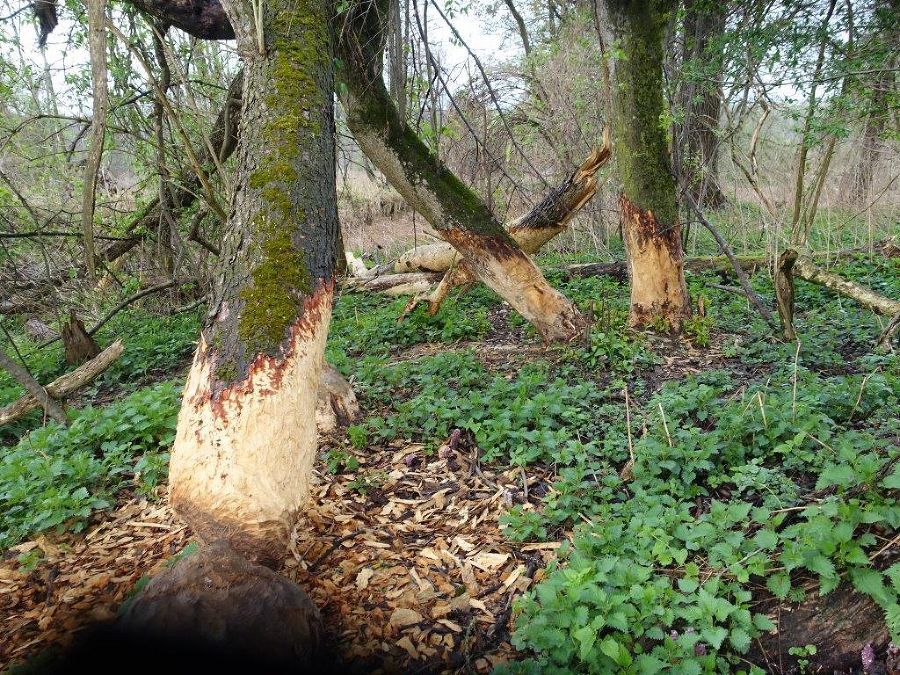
[1,437,560,673]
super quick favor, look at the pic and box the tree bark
[603,0,691,331]
[674,0,726,209]
[168,0,337,566]
[775,249,798,342]
[81,0,109,281]
[336,0,584,343]
[388,142,611,312]
[62,311,101,365]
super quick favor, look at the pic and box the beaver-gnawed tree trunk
[169,0,337,566]
[604,0,691,332]
[336,0,584,343]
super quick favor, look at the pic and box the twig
[88,281,177,336]
[306,529,362,573]
[680,182,777,328]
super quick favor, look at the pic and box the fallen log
[344,272,442,295]
[749,583,889,673]
[794,256,900,317]
[569,255,768,279]
[0,340,124,426]
[0,345,67,425]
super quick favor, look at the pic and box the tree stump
[61,311,100,365]
[775,249,798,342]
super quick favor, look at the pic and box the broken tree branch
[0,343,68,425]
[0,340,124,426]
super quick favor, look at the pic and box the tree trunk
[674,0,726,209]
[775,250,798,342]
[169,0,337,567]
[603,0,691,331]
[387,143,611,312]
[336,0,584,343]
[81,0,109,281]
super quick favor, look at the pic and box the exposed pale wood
[0,340,124,426]
[344,272,442,293]
[316,363,361,434]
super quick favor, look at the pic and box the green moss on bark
[235,0,329,356]
[608,0,678,226]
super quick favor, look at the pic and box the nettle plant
[356,351,612,465]
[502,368,900,673]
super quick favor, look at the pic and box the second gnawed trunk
[168,0,337,566]
[604,0,691,331]
[337,0,584,343]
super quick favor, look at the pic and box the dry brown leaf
[356,567,375,590]
[389,607,423,629]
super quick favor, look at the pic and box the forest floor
[0,247,898,673]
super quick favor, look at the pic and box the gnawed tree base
[62,312,100,365]
[750,584,889,673]
[169,286,333,567]
[620,196,691,331]
[0,340,124,426]
[60,541,323,671]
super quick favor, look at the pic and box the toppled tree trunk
[344,271,443,294]
[794,257,900,317]
[395,142,612,314]
[62,311,100,365]
[337,0,584,343]
[0,340,124,426]
[603,0,691,332]
[168,0,337,567]
[0,345,67,425]
[316,363,362,435]
[775,250,798,342]
[62,541,323,671]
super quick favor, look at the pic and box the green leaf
[573,625,596,661]
[850,567,890,606]
[599,637,632,667]
[753,529,779,550]
[730,627,752,653]
[701,626,728,650]
[767,573,791,599]
[881,465,900,490]
[752,613,777,632]
[678,577,699,593]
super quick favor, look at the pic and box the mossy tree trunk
[169,0,337,566]
[604,0,691,331]
[336,0,584,343]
